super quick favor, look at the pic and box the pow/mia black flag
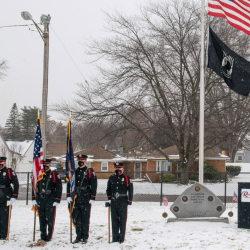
[207,27,250,97]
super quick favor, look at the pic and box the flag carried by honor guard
[208,0,250,36]
[66,119,76,214]
[32,118,44,191]
[207,27,250,96]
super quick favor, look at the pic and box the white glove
[53,202,60,206]
[32,200,37,206]
[67,197,72,203]
[10,198,16,205]
[128,205,132,209]
[108,200,111,204]
[89,199,95,204]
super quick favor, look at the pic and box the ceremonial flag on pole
[162,195,168,206]
[207,27,250,96]
[66,120,76,225]
[32,118,44,191]
[208,0,250,35]
[233,191,238,202]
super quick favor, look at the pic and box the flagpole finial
[69,111,71,120]
[38,109,40,118]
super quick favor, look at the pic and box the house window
[238,155,243,161]
[101,162,108,171]
[156,160,172,172]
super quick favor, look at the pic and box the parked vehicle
[51,162,66,182]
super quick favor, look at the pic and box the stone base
[167,217,229,223]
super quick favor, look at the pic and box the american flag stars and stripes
[162,195,168,206]
[32,118,44,191]
[208,0,250,35]
[233,191,238,202]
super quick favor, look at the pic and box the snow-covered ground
[1,201,249,250]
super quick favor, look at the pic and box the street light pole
[41,14,50,159]
[21,12,51,159]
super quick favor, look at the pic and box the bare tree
[8,142,24,171]
[0,60,8,80]
[53,0,250,183]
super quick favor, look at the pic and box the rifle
[105,202,111,243]
[6,204,12,240]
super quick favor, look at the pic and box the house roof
[6,140,33,156]
[75,146,117,159]
[144,145,228,159]
[46,142,80,157]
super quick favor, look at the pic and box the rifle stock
[6,204,12,240]
[108,205,110,243]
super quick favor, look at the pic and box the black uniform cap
[0,156,7,162]
[43,159,52,164]
[77,154,88,160]
[114,162,124,168]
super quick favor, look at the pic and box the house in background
[143,145,230,182]
[6,140,34,172]
[69,146,147,179]
[46,142,81,166]
[0,134,22,171]
[234,149,245,163]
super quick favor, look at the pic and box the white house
[0,134,22,171]
[6,140,34,172]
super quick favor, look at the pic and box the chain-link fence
[14,170,247,206]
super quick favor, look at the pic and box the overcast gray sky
[0,0,147,127]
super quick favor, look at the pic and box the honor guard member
[32,159,62,242]
[106,162,133,243]
[67,154,97,244]
[0,156,19,240]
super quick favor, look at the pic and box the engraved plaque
[170,183,226,218]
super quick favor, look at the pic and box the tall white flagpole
[199,0,205,184]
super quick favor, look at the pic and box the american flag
[233,191,238,202]
[32,118,44,191]
[162,195,168,206]
[208,0,250,35]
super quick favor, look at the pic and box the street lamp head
[21,11,33,21]
[41,14,51,24]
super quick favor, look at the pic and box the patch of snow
[2,201,244,250]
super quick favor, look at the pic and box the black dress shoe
[112,236,119,243]
[44,237,51,242]
[82,239,88,244]
[72,238,81,244]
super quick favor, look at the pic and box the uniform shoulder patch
[12,171,16,176]
[130,179,133,184]
[57,174,60,179]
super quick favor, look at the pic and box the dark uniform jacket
[32,170,62,204]
[0,167,19,203]
[67,167,97,203]
[107,173,133,205]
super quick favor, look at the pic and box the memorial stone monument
[168,183,228,223]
